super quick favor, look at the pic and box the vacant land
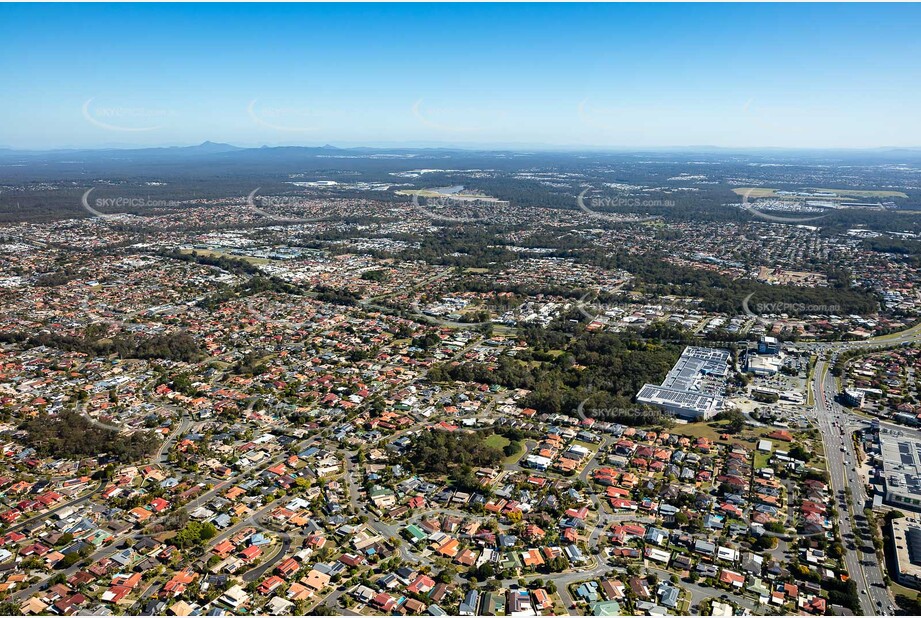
[483,434,511,450]
[732,188,781,198]
[396,188,504,202]
[807,187,908,198]
[178,248,270,265]
[890,582,919,603]
[502,441,525,464]
[676,419,776,445]
[732,187,908,199]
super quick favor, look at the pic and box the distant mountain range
[4,141,921,158]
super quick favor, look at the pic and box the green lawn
[178,248,270,265]
[573,439,602,453]
[484,434,511,450]
[674,420,774,445]
[806,357,817,406]
[807,187,908,198]
[731,187,908,199]
[869,319,921,343]
[890,582,918,602]
[492,325,518,337]
[502,441,525,465]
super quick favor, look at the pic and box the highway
[756,325,921,615]
[809,356,894,615]
[14,310,921,613]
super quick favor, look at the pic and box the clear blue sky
[2,2,920,150]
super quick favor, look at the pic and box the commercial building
[842,389,866,408]
[636,346,730,420]
[879,433,921,511]
[758,336,780,355]
[746,354,782,376]
[745,336,784,376]
[890,516,921,590]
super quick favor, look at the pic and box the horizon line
[5,140,921,154]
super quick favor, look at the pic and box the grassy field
[675,419,775,445]
[805,356,817,407]
[870,319,921,343]
[484,434,511,450]
[502,441,525,465]
[732,187,908,199]
[890,582,919,602]
[811,436,829,473]
[396,189,449,198]
[516,359,543,369]
[178,248,270,265]
[396,189,503,202]
[573,439,603,454]
[732,188,780,198]
[807,187,908,198]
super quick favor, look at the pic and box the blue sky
[2,2,920,150]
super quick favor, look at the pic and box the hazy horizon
[3,3,921,150]
[6,140,921,155]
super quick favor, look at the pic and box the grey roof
[636,347,729,417]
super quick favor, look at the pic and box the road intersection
[799,326,921,615]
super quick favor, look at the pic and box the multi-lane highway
[810,358,892,615]
[804,325,921,615]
